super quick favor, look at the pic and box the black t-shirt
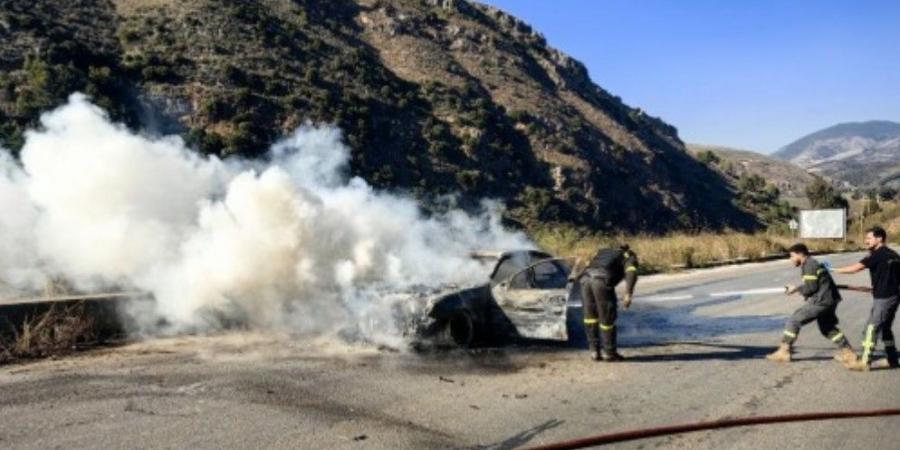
[860,246,900,298]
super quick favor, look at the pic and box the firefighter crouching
[569,245,639,362]
[766,243,856,364]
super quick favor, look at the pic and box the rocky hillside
[688,144,816,207]
[0,0,759,232]
[774,121,900,189]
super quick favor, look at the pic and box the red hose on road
[523,408,900,450]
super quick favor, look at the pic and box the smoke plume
[0,94,532,345]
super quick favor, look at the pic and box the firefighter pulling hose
[831,226,900,371]
[765,243,857,365]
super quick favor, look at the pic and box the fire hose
[523,408,900,450]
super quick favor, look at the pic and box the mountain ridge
[0,0,760,232]
[774,120,900,188]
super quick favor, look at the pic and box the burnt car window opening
[509,269,534,289]
[507,259,572,291]
[489,251,552,284]
[532,260,569,289]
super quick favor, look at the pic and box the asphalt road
[1,251,899,449]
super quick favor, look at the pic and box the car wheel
[448,310,477,348]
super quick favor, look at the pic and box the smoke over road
[0,94,531,345]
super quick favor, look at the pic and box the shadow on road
[460,419,564,450]
[622,342,833,363]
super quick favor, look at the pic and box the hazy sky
[480,0,900,153]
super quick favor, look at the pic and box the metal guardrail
[0,292,146,306]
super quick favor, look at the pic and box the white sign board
[799,209,846,239]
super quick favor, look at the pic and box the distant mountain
[774,121,900,188]
[688,144,816,207]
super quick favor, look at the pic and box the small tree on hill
[697,150,720,166]
[805,177,848,209]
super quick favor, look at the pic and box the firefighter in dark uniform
[766,243,856,364]
[570,245,638,361]
[833,226,900,371]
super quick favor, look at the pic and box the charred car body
[413,250,581,348]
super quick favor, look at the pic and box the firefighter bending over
[570,245,638,362]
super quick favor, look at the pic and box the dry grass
[532,226,861,274]
[0,302,98,365]
[862,202,900,236]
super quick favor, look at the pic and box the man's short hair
[788,243,810,255]
[867,226,887,242]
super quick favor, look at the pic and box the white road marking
[572,287,787,307]
[709,287,785,297]
[638,294,695,302]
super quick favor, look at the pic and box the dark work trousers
[861,296,900,366]
[781,301,850,349]
[581,276,618,352]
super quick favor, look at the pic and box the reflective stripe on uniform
[803,275,818,281]
[783,330,797,338]
[626,266,638,272]
[583,318,598,325]
[830,332,845,342]
[600,323,615,331]
[862,325,876,362]
[862,325,876,348]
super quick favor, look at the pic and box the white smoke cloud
[0,93,532,345]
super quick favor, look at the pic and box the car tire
[448,310,478,348]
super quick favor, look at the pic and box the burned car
[414,250,581,348]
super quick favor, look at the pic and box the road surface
[1,251,899,449]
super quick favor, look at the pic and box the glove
[622,293,633,310]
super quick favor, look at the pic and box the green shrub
[201,98,235,121]
[696,150,720,165]
[141,65,177,82]
[14,58,81,117]
[456,170,481,191]
[508,109,530,123]
[805,177,848,209]
[737,174,766,193]
[0,122,25,152]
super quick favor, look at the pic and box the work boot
[885,346,899,368]
[766,343,792,362]
[845,358,870,372]
[872,358,892,369]
[588,344,602,362]
[601,349,625,362]
[834,347,857,365]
